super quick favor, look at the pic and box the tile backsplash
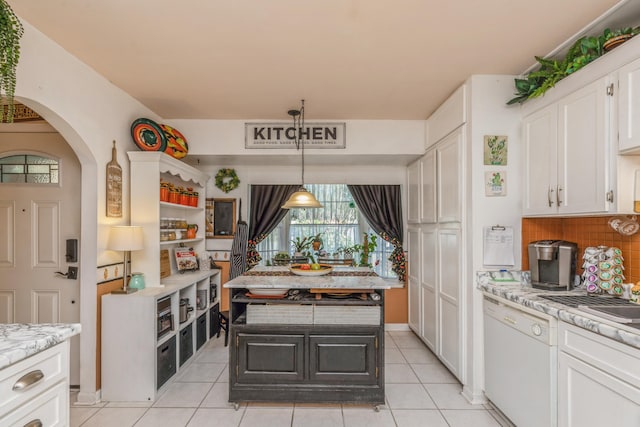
[522,216,640,284]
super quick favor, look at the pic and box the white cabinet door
[407,227,421,333]
[437,226,461,379]
[420,226,437,352]
[437,128,462,223]
[420,150,437,223]
[523,103,557,215]
[558,351,640,427]
[557,77,609,214]
[407,160,421,224]
[619,56,640,152]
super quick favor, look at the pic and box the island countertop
[0,323,81,370]
[224,266,401,290]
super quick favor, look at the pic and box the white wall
[13,19,159,404]
[464,75,523,403]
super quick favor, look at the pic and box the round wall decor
[131,118,166,152]
[215,168,240,193]
[160,124,189,159]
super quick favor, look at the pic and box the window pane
[27,155,57,164]
[2,165,24,173]
[0,154,59,185]
[2,174,25,183]
[257,184,397,278]
[27,174,50,183]
[0,155,25,164]
[28,165,50,174]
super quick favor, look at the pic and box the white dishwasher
[483,295,557,427]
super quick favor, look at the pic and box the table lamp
[108,225,144,294]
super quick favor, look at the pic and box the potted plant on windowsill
[0,0,24,123]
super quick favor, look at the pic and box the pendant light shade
[281,99,323,209]
[282,187,323,209]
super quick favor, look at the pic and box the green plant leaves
[507,26,637,105]
[0,0,24,123]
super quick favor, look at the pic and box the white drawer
[314,306,380,325]
[0,342,69,417]
[0,380,68,427]
[559,322,640,387]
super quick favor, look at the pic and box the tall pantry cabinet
[407,76,523,403]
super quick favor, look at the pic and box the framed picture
[483,135,508,165]
[205,198,214,238]
[213,198,236,238]
[485,171,507,196]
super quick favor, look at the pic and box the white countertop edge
[0,323,82,370]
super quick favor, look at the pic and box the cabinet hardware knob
[23,420,43,427]
[12,369,44,391]
[548,188,554,207]
[606,191,614,203]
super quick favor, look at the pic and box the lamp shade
[282,187,323,209]
[108,226,144,251]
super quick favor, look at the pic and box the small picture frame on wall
[483,135,508,165]
[485,171,507,197]
[213,198,236,239]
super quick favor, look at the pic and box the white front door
[0,131,81,385]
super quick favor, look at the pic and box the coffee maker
[528,240,578,291]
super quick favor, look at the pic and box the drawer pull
[24,420,43,427]
[12,370,44,391]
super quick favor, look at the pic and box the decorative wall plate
[160,124,189,159]
[131,118,167,152]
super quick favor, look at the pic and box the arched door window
[0,154,59,184]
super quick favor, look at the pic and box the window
[0,154,59,184]
[257,184,396,278]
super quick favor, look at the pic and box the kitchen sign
[245,122,346,149]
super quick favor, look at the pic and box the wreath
[215,168,240,193]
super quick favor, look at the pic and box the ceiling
[6,0,638,121]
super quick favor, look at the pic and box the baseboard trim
[74,389,101,406]
[384,323,410,331]
[461,385,487,405]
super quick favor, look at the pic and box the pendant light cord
[300,99,305,187]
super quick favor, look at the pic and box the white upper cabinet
[523,77,610,216]
[437,128,463,222]
[407,160,421,223]
[523,103,558,215]
[420,150,437,223]
[618,56,640,152]
[557,77,609,214]
[427,85,466,149]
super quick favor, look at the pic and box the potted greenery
[311,233,324,251]
[351,232,378,268]
[273,251,291,266]
[507,26,640,105]
[291,236,311,256]
[0,0,24,123]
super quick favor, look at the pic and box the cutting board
[160,249,171,278]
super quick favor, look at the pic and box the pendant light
[282,99,323,209]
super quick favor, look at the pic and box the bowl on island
[289,264,333,276]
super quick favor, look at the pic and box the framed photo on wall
[213,198,236,238]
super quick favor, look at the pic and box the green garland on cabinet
[0,0,24,123]
[508,26,640,105]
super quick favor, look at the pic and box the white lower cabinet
[407,227,421,333]
[419,226,437,351]
[437,226,461,377]
[558,322,640,427]
[0,341,70,426]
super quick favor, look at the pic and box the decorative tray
[289,264,333,276]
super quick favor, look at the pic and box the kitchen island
[224,266,399,409]
[0,323,81,426]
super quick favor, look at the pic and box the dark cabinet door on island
[236,333,305,383]
[309,334,378,384]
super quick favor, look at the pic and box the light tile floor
[71,331,510,427]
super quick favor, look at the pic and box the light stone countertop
[477,275,640,350]
[0,323,81,370]
[224,266,401,290]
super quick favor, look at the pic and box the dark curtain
[347,185,407,281]
[246,185,298,269]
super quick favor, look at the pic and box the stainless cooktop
[538,294,635,308]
